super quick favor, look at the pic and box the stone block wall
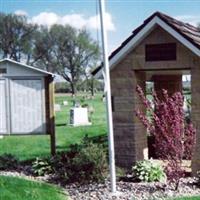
[111,57,148,168]
[110,24,200,172]
[191,58,200,174]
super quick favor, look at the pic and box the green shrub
[81,103,89,108]
[32,157,52,176]
[0,154,19,170]
[50,139,108,184]
[132,160,166,182]
[31,136,108,183]
[72,142,108,182]
[32,148,108,183]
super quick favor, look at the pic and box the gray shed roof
[0,58,54,77]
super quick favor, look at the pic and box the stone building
[93,12,200,173]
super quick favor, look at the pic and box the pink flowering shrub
[135,85,196,189]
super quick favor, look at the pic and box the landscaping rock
[66,178,200,200]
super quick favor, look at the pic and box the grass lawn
[0,176,67,200]
[172,197,200,200]
[0,93,107,160]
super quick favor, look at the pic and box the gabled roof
[93,11,200,77]
[0,58,54,77]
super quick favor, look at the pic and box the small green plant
[132,160,166,182]
[0,154,19,170]
[32,157,52,176]
[116,167,126,177]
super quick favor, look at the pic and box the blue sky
[1,0,200,53]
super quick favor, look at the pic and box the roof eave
[0,58,55,77]
[94,15,200,78]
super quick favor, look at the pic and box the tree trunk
[70,82,77,96]
[91,79,94,97]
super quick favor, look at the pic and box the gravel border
[1,171,200,200]
[66,178,200,200]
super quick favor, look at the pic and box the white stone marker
[54,104,61,112]
[63,101,68,106]
[69,107,91,126]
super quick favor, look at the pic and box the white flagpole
[99,0,116,193]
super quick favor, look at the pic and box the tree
[78,77,103,96]
[84,66,100,97]
[0,13,37,63]
[34,24,100,95]
[136,86,196,189]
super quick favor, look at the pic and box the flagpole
[99,0,116,193]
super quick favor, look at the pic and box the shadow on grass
[55,133,108,154]
[56,123,67,127]
[0,133,108,172]
[69,134,108,150]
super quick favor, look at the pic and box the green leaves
[31,136,108,183]
[132,160,166,182]
[32,157,52,176]
[0,12,100,95]
[33,24,100,95]
[0,12,37,63]
[0,154,19,170]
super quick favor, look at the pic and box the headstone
[102,94,106,102]
[0,135,3,139]
[63,101,68,106]
[75,101,81,107]
[54,104,61,112]
[183,100,188,112]
[69,107,91,126]
[72,100,81,107]
[88,106,95,114]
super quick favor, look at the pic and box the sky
[1,0,200,54]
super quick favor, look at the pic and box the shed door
[10,79,44,133]
[0,80,7,133]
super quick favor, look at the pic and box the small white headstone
[88,106,95,113]
[0,135,4,139]
[183,100,187,112]
[54,104,61,112]
[69,107,91,126]
[63,101,68,106]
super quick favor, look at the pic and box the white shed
[0,58,55,135]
